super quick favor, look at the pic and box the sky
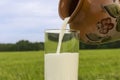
[0,0,63,43]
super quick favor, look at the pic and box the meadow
[79,49,120,80]
[0,51,44,80]
[0,49,120,80]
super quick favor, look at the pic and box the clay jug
[58,0,120,45]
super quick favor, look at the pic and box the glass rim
[45,29,80,33]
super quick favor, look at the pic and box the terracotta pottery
[59,0,120,45]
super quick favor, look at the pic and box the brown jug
[58,0,120,45]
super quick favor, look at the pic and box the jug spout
[58,0,83,23]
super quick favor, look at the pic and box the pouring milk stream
[56,17,70,54]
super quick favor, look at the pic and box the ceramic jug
[59,0,120,45]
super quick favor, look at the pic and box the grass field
[0,49,120,80]
[0,51,44,80]
[79,49,120,80]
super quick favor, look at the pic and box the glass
[44,29,80,80]
[45,29,80,53]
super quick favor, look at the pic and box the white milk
[45,17,79,80]
[56,17,70,54]
[45,53,79,80]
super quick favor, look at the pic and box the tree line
[0,40,44,51]
[80,41,120,49]
[2,39,119,51]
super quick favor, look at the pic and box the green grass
[0,51,44,80]
[79,49,120,80]
[0,50,120,80]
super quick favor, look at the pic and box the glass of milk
[44,29,80,80]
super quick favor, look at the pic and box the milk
[44,17,79,80]
[56,17,70,54]
[45,53,79,80]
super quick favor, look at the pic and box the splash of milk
[56,17,70,54]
